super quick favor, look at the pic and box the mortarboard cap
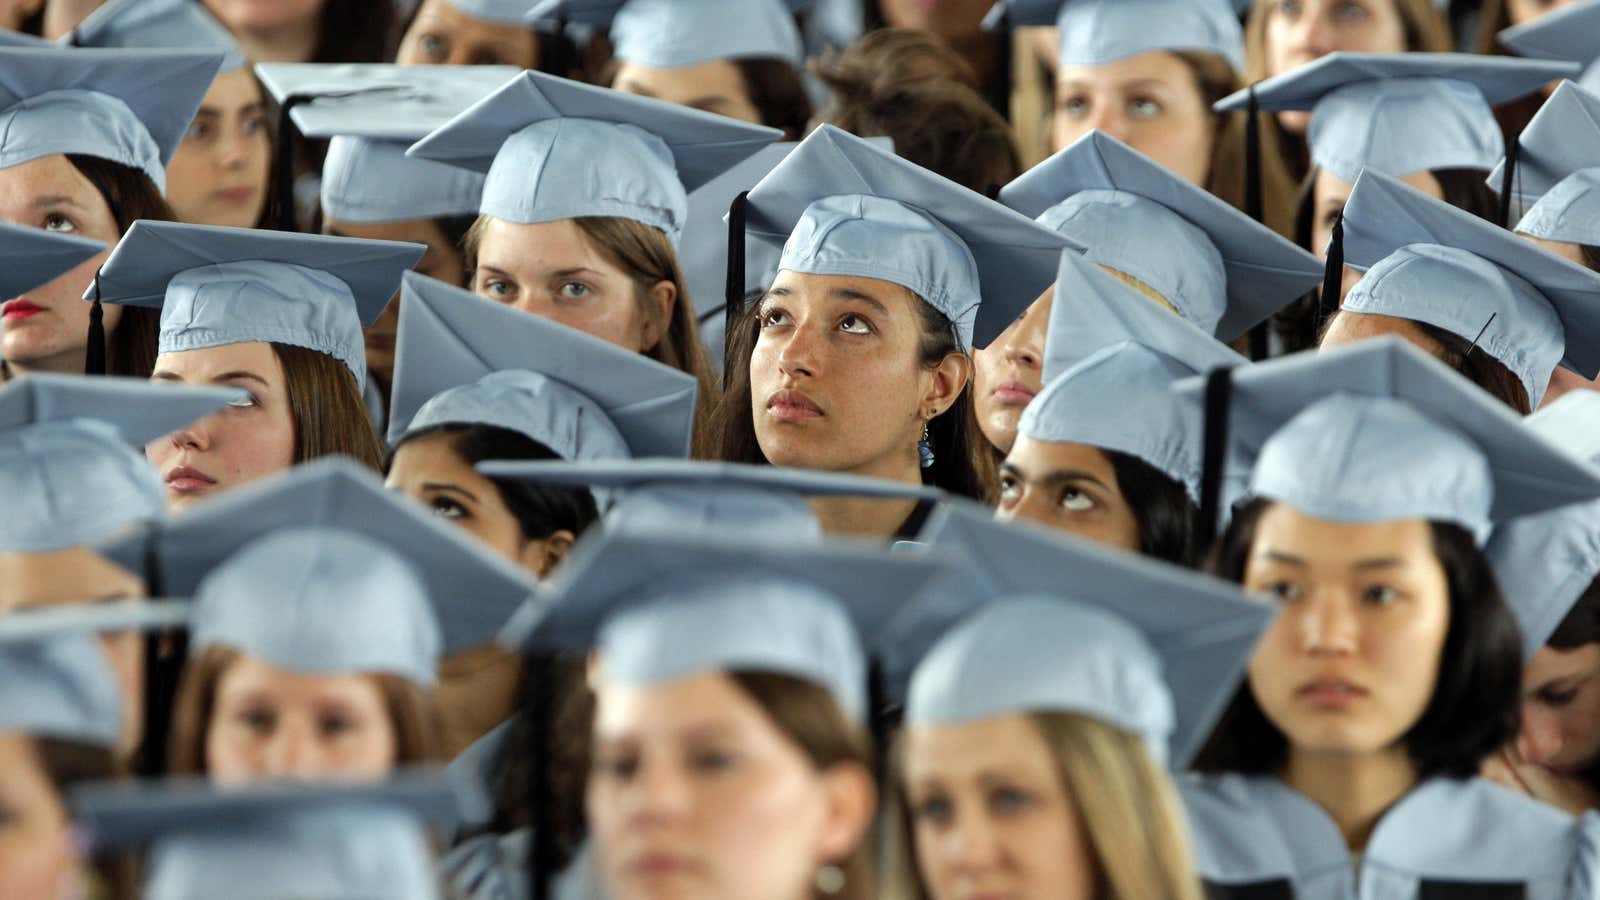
[985,0,1245,71]
[745,124,1076,349]
[1338,168,1600,408]
[1000,131,1322,340]
[0,635,122,747]
[88,221,425,390]
[0,46,224,192]
[387,272,698,461]
[447,0,542,23]
[408,69,781,244]
[68,0,246,72]
[0,222,103,297]
[528,0,808,67]
[1498,0,1600,65]
[1488,81,1600,245]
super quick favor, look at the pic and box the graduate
[96,459,538,780]
[479,529,947,900]
[399,0,547,70]
[1318,169,1600,414]
[89,222,422,508]
[528,0,815,138]
[408,69,783,449]
[1483,392,1600,816]
[69,0,270,231]
[722,124,1072,534]
[877,502,1271,900]
[1183,337,1600,898]
[994,251,1246,566]
[0,46,222,380]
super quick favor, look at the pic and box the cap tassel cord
[1316,213,1344,337]
[723,191,750,391]
[1197,366,1234,552]
[84,269,106,377]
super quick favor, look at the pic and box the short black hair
[386,423,600,542]
[1104,449,1200,568]
[1193,499,1523,780]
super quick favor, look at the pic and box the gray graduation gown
[1181,773,1600,899]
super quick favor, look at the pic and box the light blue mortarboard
[0,30,50,48]
[0,47,224,192]
[0,635,122,747]
[1017,251,1246,501]
[88,221,425,391]
[526,0,807,67]
[446,0,542,23]
[98,459,540,674]
[1487,391,1600,660]
[387,272,699,462]
[0,222,103,297]
[255,63,518,224]
[1174,337,1600,543]
[0,374,242,553]
[477,459,943,542]
[985,0,1245,71]
[1215,52,1574,183]
[1000,131,1323,340]
[887,501,1271,767]
[67,0,246,72]
[1498,0,1600,67]
[71,771,484,900]
[407,69,782,245]
[1487,80,1600,245]
[744,124,1077,350]
[500,530,950,721]
[1337,169,1600,408]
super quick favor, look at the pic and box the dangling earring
[918,418,935,470]
[815,864,846,895]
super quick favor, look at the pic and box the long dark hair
[314,0,398,63]
[1194,499,1524,780]
[1105,449,1200,567]
[735,58,815,140]
[713,291,994,502]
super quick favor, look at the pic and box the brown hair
[735,58,816,141]
[882,712,1203,900]
[34,737,136,900]
[166,645,443,775]
[730,671,876,900]
[270,342,384,470]
[1313,314,1533,414]
[809,29,1021,193]
[713,287,996,503]
[465,215,720,457]
[67,154,176,379]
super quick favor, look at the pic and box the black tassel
[84,269,106,377]
[134,527,181,779]
[1197,366,1234,552]
[523,651,557,900]
[1498,129,1520,229]
[1316,213,1344,337]
[723,191,750,391]
[866,658,894,785]
[270,95,314,233]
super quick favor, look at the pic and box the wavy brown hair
[271,342,384,469]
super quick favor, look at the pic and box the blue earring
[918,420,935,469]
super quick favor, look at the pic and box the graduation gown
[1181,773,1600,900]
[442,831,599,900]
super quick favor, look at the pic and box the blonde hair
[883,712,1204,900]
[1098,265,1181,314]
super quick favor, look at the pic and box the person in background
[868,0,1009,115]
[398,0,544,69]
[201,0,395,64]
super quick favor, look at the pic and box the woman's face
[903,713,1097,900]
[996,437,1141,553]
[1263,0,1408,134]
[0,734,80,900]
[397,0,540,68]
[1506,0,1581,27]
[1516,643,1600,774]
[205,653,399,785]
[1244,504,1451,756]
[146,341,297,512]
[0,155,122,376]
[473,218,671,355]
[613,60,762,125]
[972,288,1050,456]
[201,0,324,31]
[0,548,148,758]
[385,431,573,578]
[749,271,967,479]
[164,68,271,230]
[1052,51,1216,185]
[877,0,994,39]
[325,217,467,388]
[587,671,871,900]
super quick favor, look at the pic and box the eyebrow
[1001,463,1112,492]
[616,80,655,98]
[687,96,738,111]
[153,370,270,388]
[549,267,601,280]
[422,482,478,503]
[829,287,891,317]
[1257,551,1404,572]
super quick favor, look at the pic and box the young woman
[0,47,221,382]
[146,460,536,782]
[882,502,1271,900]
[398,0,545,69]
[716,125,1070,536]
[994,253,1246,567]
[472,530,934,900]
[1186,337,1600,897]
[408,69,779,453]
[1318,170,1600,415]
[1483,393,1600,816]
[201,0,394,64]
[90,222,421,510]
[533,0,814,138]
[70,0,271,231]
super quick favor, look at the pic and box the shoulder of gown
[442,831,602,900]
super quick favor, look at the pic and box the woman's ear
[923,351,973,419]
[522,529,577,579]
[640,279,679,353]
[817,761,878,863]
